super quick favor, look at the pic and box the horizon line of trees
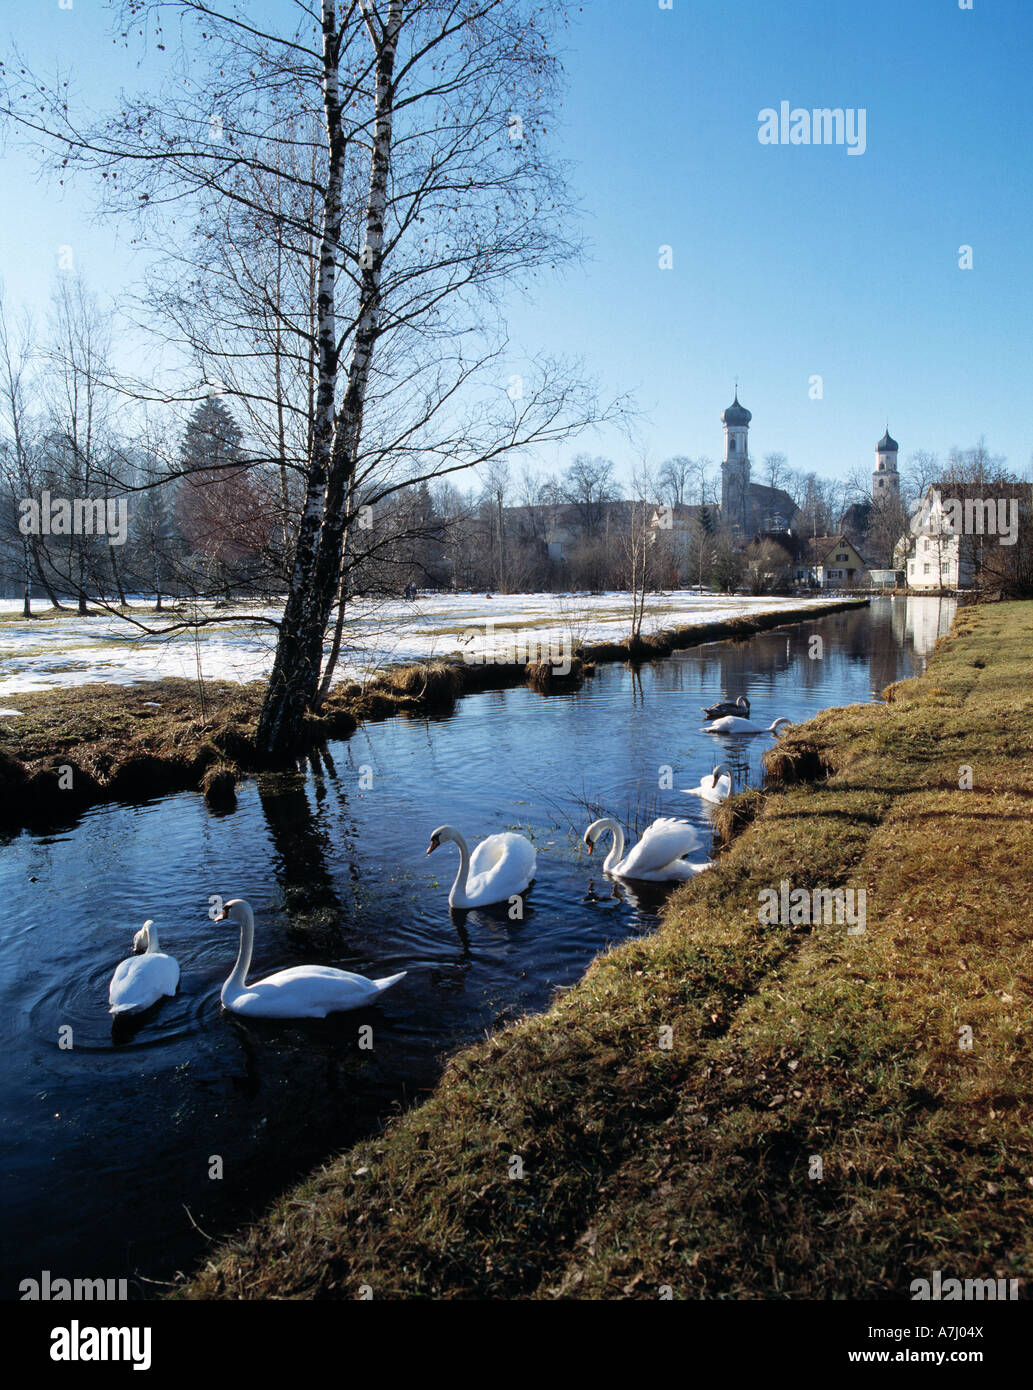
[5,350,1028,610]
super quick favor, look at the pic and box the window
[923,563,931,575]
[836,552,848,561]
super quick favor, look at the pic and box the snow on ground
[0,591,845,698]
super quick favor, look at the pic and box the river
[0,594,955,1294]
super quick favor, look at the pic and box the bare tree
[656,455,693,508]
[479,459,510,592]
[622,464,658,641]
[0,291,59,613]
[902,450,941,507]
[3,0,617,756]
[762,451,791,492]
[41,278,118,615]
[561,454,618,539]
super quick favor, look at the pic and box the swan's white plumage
[108,920,180,1015]
[703,715,791,735]
[683,765,732,804]
[219,900,406,1018]
[226,966,408,1019]
[428,825,536,908]
[584,817,711,883]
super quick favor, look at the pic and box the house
[794,535,869,589]
[647,502,709,550]
[895,482,1031,591]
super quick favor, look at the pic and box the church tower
[873,428,899,501]
[721,389,752,534]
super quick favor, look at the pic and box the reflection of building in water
[904,595,957,658]
[866,597,909,695]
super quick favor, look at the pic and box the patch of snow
[0,591,848,698]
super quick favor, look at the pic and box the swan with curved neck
[218,899,406,1018]
[583,816,711,882]
[427,824,536,908]
[703,715,792,736]
[108,919,180,1015]
[683,763,732,804]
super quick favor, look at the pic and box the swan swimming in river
[682,764,733,804]
[703,715,792,736]
[583,816,711,882]
[426,824,536,908]
[108,920,180,1015]
[701,696,750,721]
[218,899,406,1018]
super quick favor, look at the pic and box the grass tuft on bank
[173,599,1033,1299]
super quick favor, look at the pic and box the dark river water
[0,596,955,1296]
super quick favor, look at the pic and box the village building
[794,535,869,589]
[895,481,1030,591]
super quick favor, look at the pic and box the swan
[427,824,536,908]
[583,816,711,882]
[701,696,750,721]
[703,715,792,736]
[682,763,732,804]
[218,899,406,1018]
[108,920,180,1015]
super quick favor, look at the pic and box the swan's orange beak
[585,840,594,855]
[426,838,439,855]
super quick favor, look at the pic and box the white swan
[583,816,711,882]
[701,696,750,720]
[108,920,180,1015]
[427,824,536,908]
[218,899,406,1018]
[682,764,732,804]
[703,715,792,736]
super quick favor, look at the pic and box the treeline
[4,311,1029,608]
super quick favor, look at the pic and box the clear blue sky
[2,0,1031,486]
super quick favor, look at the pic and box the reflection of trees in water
[256,769,342,937]
[657,603,934,713]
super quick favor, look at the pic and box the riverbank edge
[0,597,866,833]
[173,598,1033,1300]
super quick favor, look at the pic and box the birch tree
[3,0,610,756]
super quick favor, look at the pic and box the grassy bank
[174,599,1032,1299]
[0,598,864,830]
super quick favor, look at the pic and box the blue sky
[2,0,1031,486]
